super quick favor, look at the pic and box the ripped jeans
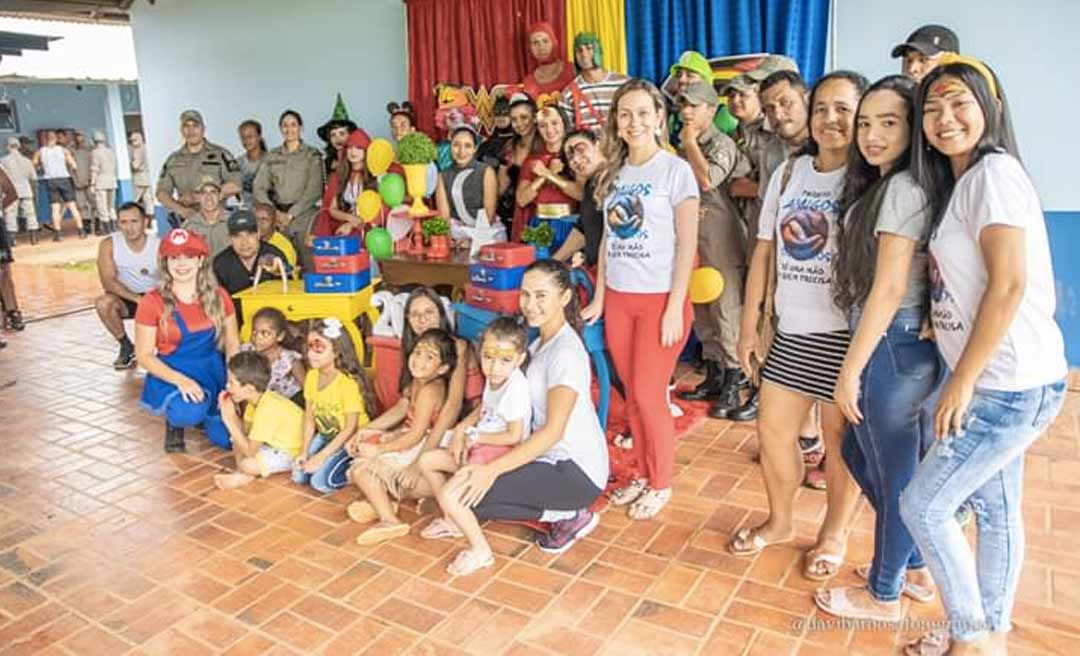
[899,379,1066,641]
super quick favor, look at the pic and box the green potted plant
[521,222,554,260]
[396,132,437,217]
[422,217,451,258]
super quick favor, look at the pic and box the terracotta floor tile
[290,593,360,631]
[577,589,638,637]
[63,624,134,654]
[262,611,333,651]
[1,303,1077,656]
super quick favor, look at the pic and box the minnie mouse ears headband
[386,101,415,121]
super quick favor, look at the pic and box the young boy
[253,202,298,270]
[674,80,752,419]
[214,351,305,489]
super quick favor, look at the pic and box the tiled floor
[1,266,1078,655]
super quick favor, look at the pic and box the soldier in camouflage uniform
[156,109,241,229]
[253,110,323,273]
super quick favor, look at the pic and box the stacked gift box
[454,243,536,342]
[305,236,372,294]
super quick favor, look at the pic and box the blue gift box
[468,264,526,291]
[303,270,371,294]
[311,235,362,256]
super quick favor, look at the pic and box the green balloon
[365,227,393,260]
[714,104,739,135]
[378,173,405,207]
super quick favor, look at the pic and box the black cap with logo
[891,24,960,58]
[228,210,258,235]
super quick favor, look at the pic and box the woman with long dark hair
[497,94,539,233]
[813,75,940,621]
[730,71,867,581]
[899,57,1067,656]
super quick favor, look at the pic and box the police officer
[90,130,119,234]
[157,109,241,229]
[71,131,96,230]
[182,176,231,259]
[253,109,323,272]
[674,81,752,420]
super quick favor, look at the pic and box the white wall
[129,0,407,180]
[832,0,1080,210]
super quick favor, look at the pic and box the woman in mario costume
[135,228,240,453]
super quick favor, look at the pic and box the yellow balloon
[367,139,394,176]
[357,189,382,222]
[689,267,725,304]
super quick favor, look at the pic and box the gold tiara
[937,53,998,99]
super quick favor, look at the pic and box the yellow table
[235,280,378,364]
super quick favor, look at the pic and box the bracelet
[465,427,479,444]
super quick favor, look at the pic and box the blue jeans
[291,434,353,494]
[842,306,942,600]
[900,379,1066,641]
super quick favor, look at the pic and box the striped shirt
[558,71,629,134]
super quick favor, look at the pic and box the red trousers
[603,288,692,490]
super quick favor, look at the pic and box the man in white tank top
[31,130,85,241]
[94,202,160,369]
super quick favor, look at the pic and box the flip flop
[356,522,410,546]
[728,526,793,557]
[447,548,494,577]
[903,630,951,656]
[347,501,397,524]
[855,564,936,604]
[420,517,464,540]
[803,550,844,581]
[628,488,671,521]
[813,586,902,622]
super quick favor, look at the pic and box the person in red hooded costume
[522,21,575,109]
[313,129,404,238]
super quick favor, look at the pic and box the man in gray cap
[90,130,119,234]
[157,109,241,229]
[675,80,752,417]
[1,136,39,244]
[892,24,960,82]
[128,131,154,219]
[181,175,232,258]
[71,130,96,230]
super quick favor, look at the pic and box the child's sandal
[609,478,647,506]
[628,488,671,521]
[420,517,464,540]
[447,548,494,577]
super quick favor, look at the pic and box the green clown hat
[572,32,603,72]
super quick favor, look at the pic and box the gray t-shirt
[528,323,609,490]
[872,171,931,309]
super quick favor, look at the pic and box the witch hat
[317,93,358,142]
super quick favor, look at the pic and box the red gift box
[313,252,370,275]
[477,242,536,268]
[464,284,520,313]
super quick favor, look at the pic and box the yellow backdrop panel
[565,0,628,75]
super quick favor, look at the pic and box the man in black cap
[892,24,960,82]
[213,210,287,323]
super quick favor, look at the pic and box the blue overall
[140,310,230,449]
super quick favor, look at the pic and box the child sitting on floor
[242,307,305,406]
[214,351,304,489]
[293,318,375,494]
[418,317,532,539]
[344,327,457,545]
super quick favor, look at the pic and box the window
[0,101,16,132]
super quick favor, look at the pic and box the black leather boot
[708,369,746,418]
[677,361,727,401]
[726,385,760,422]
[164,424,186,453]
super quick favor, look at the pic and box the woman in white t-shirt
[439,260,609,575]
[731,71,868,581]
[898,57,1067,656]
[582,78,700,520]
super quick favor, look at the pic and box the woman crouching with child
[434,260,609,576]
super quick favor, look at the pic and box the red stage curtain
[404,0,566,136]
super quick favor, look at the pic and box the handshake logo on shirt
[779,210,829,261]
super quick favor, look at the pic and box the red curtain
[404,0,566,136]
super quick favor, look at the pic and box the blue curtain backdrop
[625,0,830,86]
